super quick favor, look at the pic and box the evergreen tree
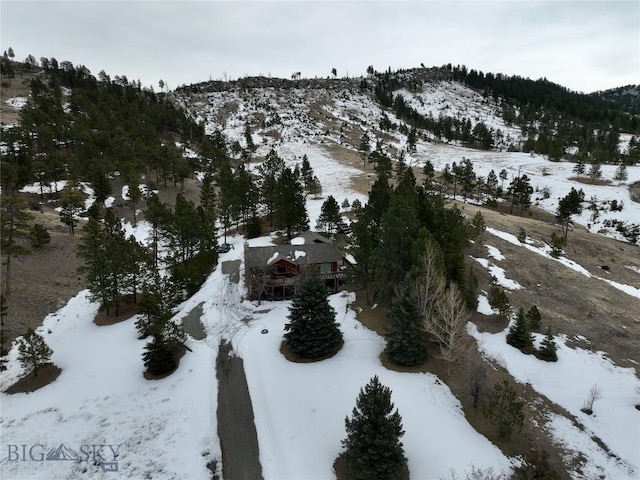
[556,187,584,242]
[283,274,342,359]
[422,160,436,191]
[1,196,34,295]
[384,282,428,366]
[506,307,533,351]
[459,158,476,202]
[469,211,486,241]
[373,195,419,302]
[29,223,51,248]
[573,159,586,179]
[136,270,178,338]
[525,305,542,330]
[485,169,499,199]
[538,326,558,362]
[144,194,173,268]
[488,286,511,319]
[307,175,322,198]
[258,149,286,225]
[588,161,603,183]
[246,209,262,239]
[125,171,142,226]
[0,294,7,326]
[341,198,350,210]
[359,132,371,165]
[142,334,177,376]
[507,174,533,215]
[342,376,406,480]
[58,181,85,235]
[483,379,525,439]
[351,198,362,211]
[300,154,315,189]
[613,164,628,186]
[244,122,256,152]
[498,169,508,191]
[274,166,309,239]
[316,195,341,234]
[17,328,53,377]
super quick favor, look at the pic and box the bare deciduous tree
[431,283,472,377]
[582,384,603,414]
[469,363,487,408]
[412,244,446,330]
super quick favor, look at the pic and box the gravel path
[216,340,264,480]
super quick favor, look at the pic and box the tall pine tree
[384,283,427,366]
[283,274,342,359]
[342,376,406,480]
[538,326,558,362]
[506,307,533,351]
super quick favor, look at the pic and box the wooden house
[244,238,348,300]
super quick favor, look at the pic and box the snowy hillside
[177,79,640,243]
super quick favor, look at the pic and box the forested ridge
[1,56,206,195]
[370,65,639,163]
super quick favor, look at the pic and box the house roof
[245,243,342,269]
[290,231,333,245]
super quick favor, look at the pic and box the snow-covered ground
[470,322,640,479]
[4,96,28,110]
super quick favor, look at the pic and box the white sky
[1,1,638,94]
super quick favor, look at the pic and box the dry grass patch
[93,296,139,326]
[333,454,409,480]
[569,176,612,186]
[279,339,344,363]
[142,345,187,380]
[4,363,61,394]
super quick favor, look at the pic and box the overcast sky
[1,1,638,94]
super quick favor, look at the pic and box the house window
[276,266,287,274]
[319,263,333,274]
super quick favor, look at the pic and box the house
[244,234,349,300]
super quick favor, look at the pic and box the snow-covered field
[2,80,640,479]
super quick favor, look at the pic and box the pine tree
[1,196,33,295]
[525,305,542,330]
[29,223,51,248]
[485,169,498,198]
[283,274,342,359]
[307,175,322,198]
[384,283,427,366]
[342,376,406,480]
[274,166,309,239]
[556,187,584,242]
[588,161,603,183]
[316,195,341,234]
[246,209,262,239]
[483,379,525,439]
[17,328,53,377]
[58,181,85,235]
[573,159,586,179]
[300,154,314,189]
[538,326,558,362]
[469,211,486,241]
[142,334,177,376]
[506,307,533,351]
[613,164,628,186]
[0,294,7,326]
